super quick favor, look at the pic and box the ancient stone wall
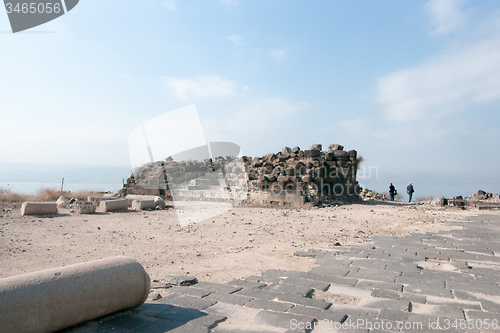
[123,143,360,207]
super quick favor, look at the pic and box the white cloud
[164,76,237,102]
[162,0,176,11]
[270,48,288,60]
[227,34,244,47]
[425,0,467,35]
[376,38,500,122]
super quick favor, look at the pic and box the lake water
[0,182,123,194]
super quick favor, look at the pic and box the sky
[1,0,500,196]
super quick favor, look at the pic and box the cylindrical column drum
[20,202,58,216]
[99,199,129,212]
[0,256,150,333]
[131,199,156,210]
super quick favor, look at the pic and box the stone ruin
[438,190,500,210]
[123,143,361,207]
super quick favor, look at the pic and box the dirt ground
[1,201,496,283]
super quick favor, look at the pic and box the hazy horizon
[1,0,499,197]
[0,161,497,199]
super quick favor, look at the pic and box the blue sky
[1,0,500,196]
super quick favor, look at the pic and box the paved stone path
[65,214,500,332]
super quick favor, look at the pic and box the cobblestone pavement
[65,214,500,333]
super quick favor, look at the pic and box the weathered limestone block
[0,256,150,333]
[21,202,58,216]
[56,196,70,208]
[74,201,96,214]
[99,199,129,212]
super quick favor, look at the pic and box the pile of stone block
[123,143,360,207]
[243,144,360,206]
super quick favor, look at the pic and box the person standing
[389,183,396,201]
[407,182,414,202]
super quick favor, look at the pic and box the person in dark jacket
[407,182,414,202]
[389,183,396,201]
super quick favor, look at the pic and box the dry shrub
[0,187,109,203]
[34,187,61,202]
[67,190,103,201]
[0,188,30,202]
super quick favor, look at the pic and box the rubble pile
[431,190,500,210]
[360,188,389,201]
[124,144,361,207]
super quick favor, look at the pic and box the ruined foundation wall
[124,143,360,207]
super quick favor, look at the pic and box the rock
[431,196,446,207]
[478,190,486,196]
[150,282,170,289]
[304,150,320,158]
[302,175,312,183]
[310,144,322,151]
[56,196,70,208]
[277,175,293,183]
[162,275,198,286]
[148,291,162,301]
[333,150,348,158]
[285,167,295,176]
[347,150,357,160]
[328,144,344,151]
[325,152,336,161]
[251,161,263,168]
[154,197,166,210]
[292,146,301,153]
[265,175,277,182]
[74,201,96,215]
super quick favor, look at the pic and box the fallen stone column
[131,199,156,210]
[20,202,58,216]
[0,256,150,333]
[99,198,129,212]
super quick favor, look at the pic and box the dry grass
[0,188,29,203]
[0,187,106,203]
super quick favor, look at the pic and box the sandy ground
[1,201,497,283]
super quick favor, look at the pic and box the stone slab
[250,310,316,330]
[158,294,217,310]
[245,299,293,312]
